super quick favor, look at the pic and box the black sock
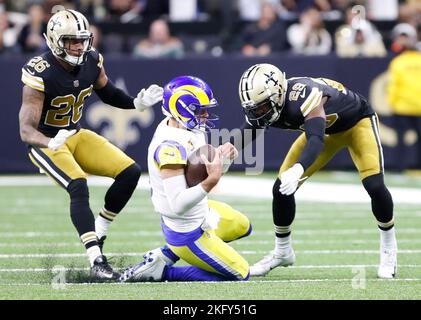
[273,178,296,238]
[67,178,97,249]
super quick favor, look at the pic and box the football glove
[279,163,305,196]
[134,84,164,112]
[47,129,76,151]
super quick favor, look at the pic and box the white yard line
[1,279,421,286]
[0,228,419,238]
[1,249,420,259]
[1,238,421,248]
[1,265,421,273]
[1,175,421,204]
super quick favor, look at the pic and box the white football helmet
[238,63,288,127]
[44,9,93,66]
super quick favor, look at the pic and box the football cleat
[377,248,397,279]
[249,248,295,277]
[90,255,120,281]
[119,250,167,283]
[97,235,107,253]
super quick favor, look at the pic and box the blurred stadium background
[1,0,421,300]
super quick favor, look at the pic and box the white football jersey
[147,117,208,232]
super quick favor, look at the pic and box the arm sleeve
[94,80,135,109]
[162,175,208,216]
[297,117,326,170]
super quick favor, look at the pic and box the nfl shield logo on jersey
[73,80,79,87]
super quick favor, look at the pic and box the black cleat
[97,236,107,253]
[90,255,120,282]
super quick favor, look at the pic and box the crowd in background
[1,0,421,58]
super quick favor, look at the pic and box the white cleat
[250,249,295,277]
[144,247,174,266]
[377,248,397,279]
[119,250,167,282]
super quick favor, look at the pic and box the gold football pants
[28,129,135,189]
[280,115,384,182]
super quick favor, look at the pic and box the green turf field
[0,172,420,300]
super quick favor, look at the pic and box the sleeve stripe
[98,53,104,68]
[21,69,45,92]
[22,69,44,85]
[300,88,323,117]
[21,75,44,91]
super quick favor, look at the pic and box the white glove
[47,129,76,151]
[279,163,305,196]
[201,208,221,232]
[133,84,164,112]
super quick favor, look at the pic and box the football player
[237,63,397,279]
[18,9,163,280]
[118,76,252,282]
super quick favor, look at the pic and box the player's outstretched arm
[19,86,50,148]
[297,97,328,170]
[279,97,327,196]
[94,66,163,111]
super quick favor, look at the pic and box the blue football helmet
[162,76,218,132]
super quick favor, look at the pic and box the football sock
[104,163,141,213]
[379,226,397,249]
[274,233,292,255]
[95,208,114,239]
[67,179,99,249]
[272,178,295,240]
[163,266,241,282]
[87,246,102,267]
[362,174,394,225]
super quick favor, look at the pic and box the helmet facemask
[59,32,93,66]
[189,99,219,132]
[44,10,93,66]
[242,87,283,127]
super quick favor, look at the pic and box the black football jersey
[269,77,375,134]
[21,50,103,137]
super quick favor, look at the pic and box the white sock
[380,227,397,249]
[95,215,112,240]
[87,246,102,267]
[275,234,292,255]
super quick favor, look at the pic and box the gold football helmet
[44,9,93,66]
[238,63,288,126]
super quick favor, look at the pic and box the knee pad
[67,178,89,200]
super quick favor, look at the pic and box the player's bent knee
[362,173,386,196]
[67,178,89,200]
[118,163,141,182]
